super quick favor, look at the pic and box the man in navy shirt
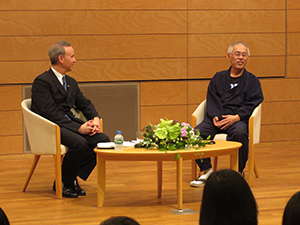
[190,41,264,187]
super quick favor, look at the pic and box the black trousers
[194,117,248,173]
[60,127,110,187]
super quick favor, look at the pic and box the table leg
[157,161,162,198]
[97,155,106,207]
[230,148,239,172]
[176,156,183,210]
[191,159,197,180]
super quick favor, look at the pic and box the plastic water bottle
[114,131,124,150]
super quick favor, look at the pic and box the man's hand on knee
[219,114,240,130]
[78,121,94,135]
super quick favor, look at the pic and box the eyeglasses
[231,51,248,58]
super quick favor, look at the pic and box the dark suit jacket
[31,69,99,133]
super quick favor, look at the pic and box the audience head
[199,169,257,225]
[0,207,10,225]
[100,216,140,225]
[282,191,300,225]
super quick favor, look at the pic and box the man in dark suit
[31,41,110,198]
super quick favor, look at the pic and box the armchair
[191,100,261,186]
[21,98,103,198]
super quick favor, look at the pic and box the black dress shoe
[74,179,86,196]
[62,186,78,198]
[53,181,78,198]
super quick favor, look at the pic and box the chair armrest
[22,100,60,155]
[191,100,207,128]
[249,103,262,145]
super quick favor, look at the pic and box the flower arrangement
[135,118,214,159]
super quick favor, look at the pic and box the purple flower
[181,127,188,137]
[181,122,190,128]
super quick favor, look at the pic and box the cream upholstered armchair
[21,98,103,198]
[191,100,262,186]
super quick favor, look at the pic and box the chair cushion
[214,133,227,141]
[60,145,68,155]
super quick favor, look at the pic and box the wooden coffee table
[94,140,242,210]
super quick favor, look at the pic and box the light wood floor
[0,144,299,225]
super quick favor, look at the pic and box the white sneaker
[190,168,213,187]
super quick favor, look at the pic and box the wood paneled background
[0,0,299,154]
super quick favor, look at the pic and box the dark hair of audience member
[0,207,10,225]
[100,216,140,225]
[282,191,300,225]
[199,169,258,225]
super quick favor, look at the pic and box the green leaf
[155,127,168,139]
[176,142,184,147]
[159,118,173,128]
[168,143,177,150]
[176,145,185,150]
[168,124,181,140]
[175,153,181,160]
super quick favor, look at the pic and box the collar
[51,67,64,85]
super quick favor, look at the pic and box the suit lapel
[49,69,67,97]
[49,70,74,110]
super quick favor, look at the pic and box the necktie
[62,76,67,91]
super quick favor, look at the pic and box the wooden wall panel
[0,86,22,110]
[0,111,22,136]
[189,11,285,33]
[0,59,187,84]
[261,124,300,142]
[141,81,187,106]
[1,0,300,154]
[0,136,23,154]
[73,59,187,82]
[287,33,300,55]
[0,35,187,61]
[287,56,300,78]
[188,34,285,57]
[287,10,300,32]
[287,0,300,9]
[188,0,285,9]
[187,104,198,125]
[98,0,187,9]
[188,58,229,79]
[0,11,187,36]
[261,102,300,124]
[1,0,187,10]
[140,105,187,129]
[188,57,285,79]
[0,61,48,84]
[247,57,285,77]
[187,80,209,104]
[260,79,300,101]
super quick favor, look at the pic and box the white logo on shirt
[230,83,238,89]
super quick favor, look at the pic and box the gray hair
[48,41,71,65]
[227,41,250,56]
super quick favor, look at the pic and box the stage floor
[0,143,299,225]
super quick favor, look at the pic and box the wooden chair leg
[22,155,41,192]
[254,160,259,178]
[53,155,63,199]
[213,157,218,171]
[247,144,255,186]
[248,157,259,187]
